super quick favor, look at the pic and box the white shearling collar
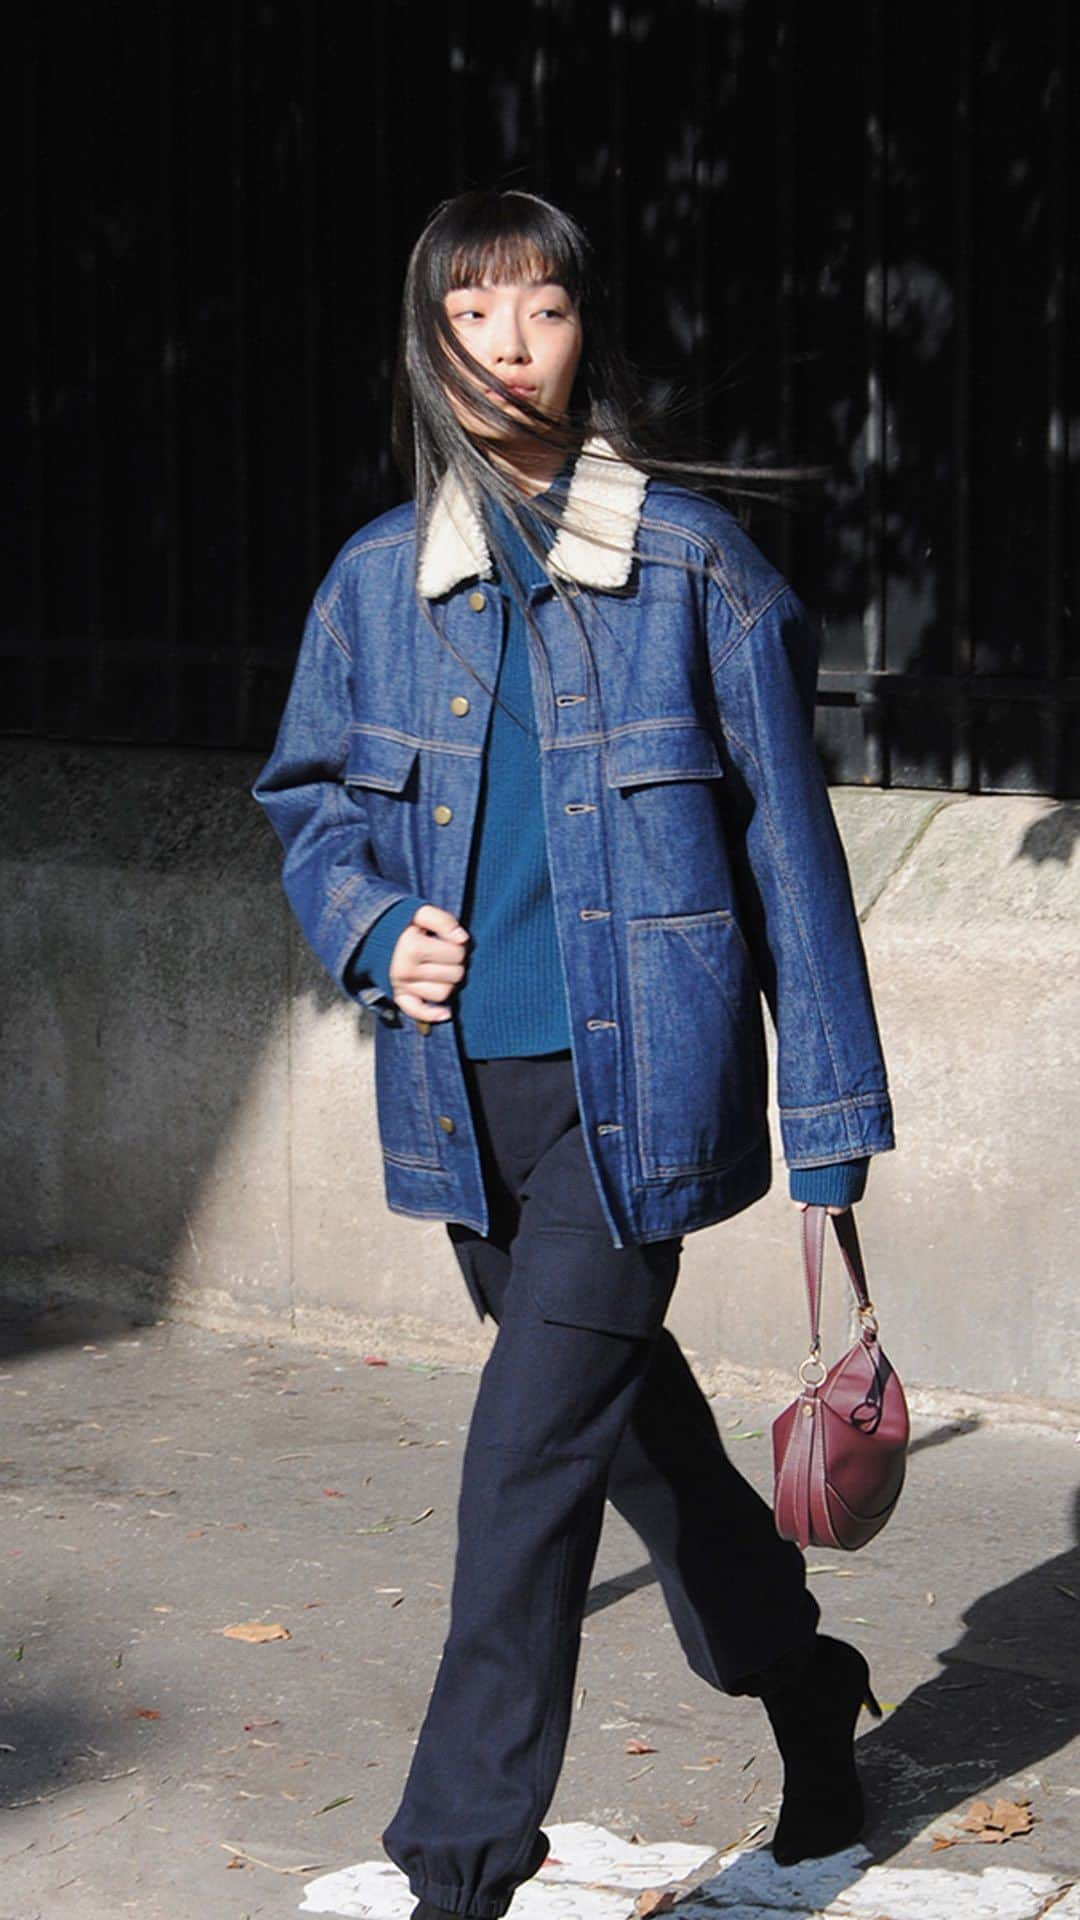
[415,435,648,599]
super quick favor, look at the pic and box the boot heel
[863,1685,882,1720]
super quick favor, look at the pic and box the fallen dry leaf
[932,1795,1036,1848]
[960,1796,1035,1842]
[314,1793,354,1815]
[223,1621,291,1644]
[677,1813,698,1828]
[354,1507,434,1536]
[625,1737,657,1755]
[221,1843,325,1874]
[362,1355,388,1367]
[634,1891,676,1917]
[244,1716,280,1731]
[322,1488,343,1498]
[130,1707,161,1720]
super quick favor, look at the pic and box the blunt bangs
[426,192,588,306]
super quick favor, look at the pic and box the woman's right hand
[389,903,470,1023]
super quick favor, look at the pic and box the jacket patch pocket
[628,908,766,1181]
[373,1018,442,1170]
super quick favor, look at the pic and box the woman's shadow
[856,1483,1080,1855]
[682,1479,1080,1913]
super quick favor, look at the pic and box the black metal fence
[9,1,1078,792]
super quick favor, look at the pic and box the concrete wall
[2,742,1077,1406]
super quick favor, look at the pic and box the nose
[489,304,529,365]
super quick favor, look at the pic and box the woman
[254,188,894,1914]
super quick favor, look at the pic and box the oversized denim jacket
[253,439,894,1249]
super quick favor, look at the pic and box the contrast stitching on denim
[547,715,721,754]
[780,1092,889,1118]
[339,528,415,565]
[642,517,785,630]
[385,1195,467,1218]
[348,722,483,760]
[630,908,733,931]
[312,592,351,664]
[706,574,790,668]
[637,1130,767,1184]
[609,764,721,786]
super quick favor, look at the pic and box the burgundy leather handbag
[772,1205,909,1552]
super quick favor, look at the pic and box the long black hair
[392,187,801,581]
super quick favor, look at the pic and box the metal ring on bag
[798,1353,828,1388]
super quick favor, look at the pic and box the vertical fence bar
[24,3,46,732]
[1045,0,1068,796]
[608,1,629,341]
[301,0,321,583]
[373,0,395,494]
[531,0,551,190]
[87,9,106,733]
[690,0,710,458]
[776,0,796,582]
[951,0,974,791]
[231,0,251,741]
[448,0,467,190]
[861,0,886,785]
[159,0,182,738]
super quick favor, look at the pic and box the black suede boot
[758,1634,882,1867]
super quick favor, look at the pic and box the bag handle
[799,1204,878,1383]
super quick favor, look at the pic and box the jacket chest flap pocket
[343,729,420,871]
[605,722,728,890]
[344,728,419,796]
[603,721,724,791]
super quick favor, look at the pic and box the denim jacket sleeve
[707,579,895,1169]
[251,594,420,1015]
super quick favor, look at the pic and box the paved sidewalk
[1,1300,1077,1919]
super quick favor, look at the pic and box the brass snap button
[437,1114,455,1134]
[450,695,470,716]
[468,591,486,612]
[432,804,453,825]
[416,1020,431,1036]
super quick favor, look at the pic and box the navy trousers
[382,1053,818,1918]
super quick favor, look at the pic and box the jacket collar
[416,435,649,599]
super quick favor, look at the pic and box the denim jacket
[253,439,894,1249]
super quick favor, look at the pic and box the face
[442,276,583,461]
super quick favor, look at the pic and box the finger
[412,902,469,942]
[395,989,452,1022]
[406,936,471,967]
[403,961,466,984]
[393,976,453,1004]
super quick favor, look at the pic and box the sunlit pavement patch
[298,1821,1075,1920]
[298,1825,714,1920]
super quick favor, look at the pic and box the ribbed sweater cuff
[788,1158,869,1207]
[345,897,424,1002]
